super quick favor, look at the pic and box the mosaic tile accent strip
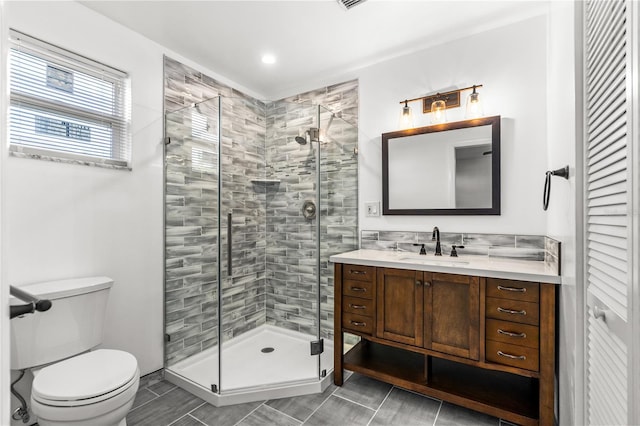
[360,230,561,274]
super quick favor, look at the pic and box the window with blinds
[8,29,131,169]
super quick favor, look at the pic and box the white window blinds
[8,29,131,169]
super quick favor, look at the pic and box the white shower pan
[165,325,334,406]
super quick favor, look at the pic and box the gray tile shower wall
[265,82,359,341]
[164,57,268,365]
[360,230,561,274]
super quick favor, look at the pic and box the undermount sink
[398,256,469,266]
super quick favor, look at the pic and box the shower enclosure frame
[162,98,356,406]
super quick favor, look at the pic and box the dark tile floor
[128,372,517,426]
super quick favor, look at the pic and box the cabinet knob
[416,280,422,286]
[424,281,431,287]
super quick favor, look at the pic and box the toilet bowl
[30,349,140,426]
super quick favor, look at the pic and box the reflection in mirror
[382,116,500,215]
[455,143,492,208]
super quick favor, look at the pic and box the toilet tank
[10,276,114,370]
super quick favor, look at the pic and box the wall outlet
[365,201,380,217]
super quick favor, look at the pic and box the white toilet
[10,277,140,426]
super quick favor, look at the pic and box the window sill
[9,146,132,171]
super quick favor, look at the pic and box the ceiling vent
[337,0,367,10]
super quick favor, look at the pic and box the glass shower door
[218,100,323,393]
[318,105,359,376]
[164,97,221,393]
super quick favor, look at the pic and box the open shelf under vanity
[344,340,539,425]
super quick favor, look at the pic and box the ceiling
[81,0,548,100]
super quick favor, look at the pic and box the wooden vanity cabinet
[425,272,480,360]
[334,263,557,426]
[376,268,424,346]
[376,268,479,359]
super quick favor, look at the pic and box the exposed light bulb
[431,99,447,124]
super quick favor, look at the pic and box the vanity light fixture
[398,84,483,126]
[465,85,484,118]
[398,99,414,129]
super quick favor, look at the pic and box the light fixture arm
[398,84,483,105]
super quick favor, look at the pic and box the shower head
[295,136,307,145]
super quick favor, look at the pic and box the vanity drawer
[486,278,539,303]
[486,340,539,372]
[343,264,375,282]
[486,319,539,349]
[343,296,375,317]
[342,312,373,335]
[343,280,375,299]
[486,297,539,326]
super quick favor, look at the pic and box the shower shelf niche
[250,179,281,184]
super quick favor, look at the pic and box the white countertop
[329,249,561,284]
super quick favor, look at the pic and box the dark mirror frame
[382,115,501,215]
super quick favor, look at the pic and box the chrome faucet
[432,227,442,256]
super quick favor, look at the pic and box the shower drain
[261,347,275,353]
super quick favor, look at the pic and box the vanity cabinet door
[424,273,480,360]
[376,268,424,347]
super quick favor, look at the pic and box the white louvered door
[584,0,638,425]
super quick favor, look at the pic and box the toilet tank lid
[10,276,113,302]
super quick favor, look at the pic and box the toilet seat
[32,349,138,407]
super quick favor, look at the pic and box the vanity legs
[334,263,344,386]
[539,284,557,425]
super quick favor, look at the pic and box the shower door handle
[228,212,232,276]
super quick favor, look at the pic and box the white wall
[358,15,548,235]
[546,2,580,425]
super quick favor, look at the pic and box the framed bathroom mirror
[382,115,501,215]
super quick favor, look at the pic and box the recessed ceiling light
[261,54,276,65]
